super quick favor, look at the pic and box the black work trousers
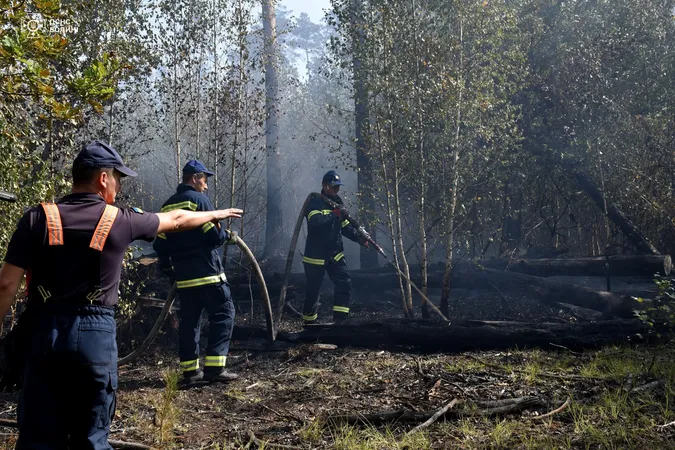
[303,258,351,323]
[178,282,235,375]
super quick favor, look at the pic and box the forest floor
[0,285,673,449]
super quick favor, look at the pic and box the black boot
[181,369,204,385]
[204,368,239,382]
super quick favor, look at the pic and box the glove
[331,206,349,220]
[225,229,238,245]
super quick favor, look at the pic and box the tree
[0,0,132,257]
[263,0,283,256]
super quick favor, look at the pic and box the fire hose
[274,193,448,339]
[0,190,18,203]
[118,234,274,366]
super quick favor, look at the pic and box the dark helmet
[322,170,344,186]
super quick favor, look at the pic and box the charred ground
[0,282,673,450]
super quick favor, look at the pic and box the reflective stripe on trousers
[176,273,227,289]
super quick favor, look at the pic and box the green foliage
[0,0,140,260]
[117,247,146,319]
[634,277,675,333]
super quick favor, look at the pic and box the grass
[155,369,180,447]
[5,343,670,449]
[444,356,490,373]
[330,425,431,450]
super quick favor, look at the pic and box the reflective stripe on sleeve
[161,201,198,212]
[307,209,333,221]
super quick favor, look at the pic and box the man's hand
[158,208,244,234]
[226,230,238,245]
[358,234,370,248]
[213,208,243,221]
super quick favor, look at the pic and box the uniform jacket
[153,184,231,289]
[303,192,361,266]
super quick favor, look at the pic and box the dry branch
[406,399,459,435]
[326,396,545,427]
[629,380,663,395]
[531,398,571,420]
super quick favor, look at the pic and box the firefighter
[0,141,243,449]
[302,170,367,325]
[153,159,239,385]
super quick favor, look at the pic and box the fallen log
[230,318,660,353]
[294,318,658,352]
[326,396,545,427]
[231,266,638,317]
[479,255,672,277]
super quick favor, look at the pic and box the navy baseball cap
[322,170,344,186]
[73,141,138,177]
[183,159,214,177]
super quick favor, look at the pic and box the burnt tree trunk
[480,255,672,277]
[263,0,283,256]
[351,0,378,270]
[572,170,659,255]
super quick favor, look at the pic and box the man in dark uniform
[302,170,367,325]
[0,142,243,449]
[153,159,239,385]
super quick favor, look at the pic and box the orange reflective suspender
[89,204,119,251]
[36,202,119,303]
[40,202,119,251]
[40,203,64,246]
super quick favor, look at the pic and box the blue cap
[322,170,344,186]
[73,141,138,177]
[183,159,214,177]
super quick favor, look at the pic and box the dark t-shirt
[4,193,159,306]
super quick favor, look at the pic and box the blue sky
[281,0,331,23]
